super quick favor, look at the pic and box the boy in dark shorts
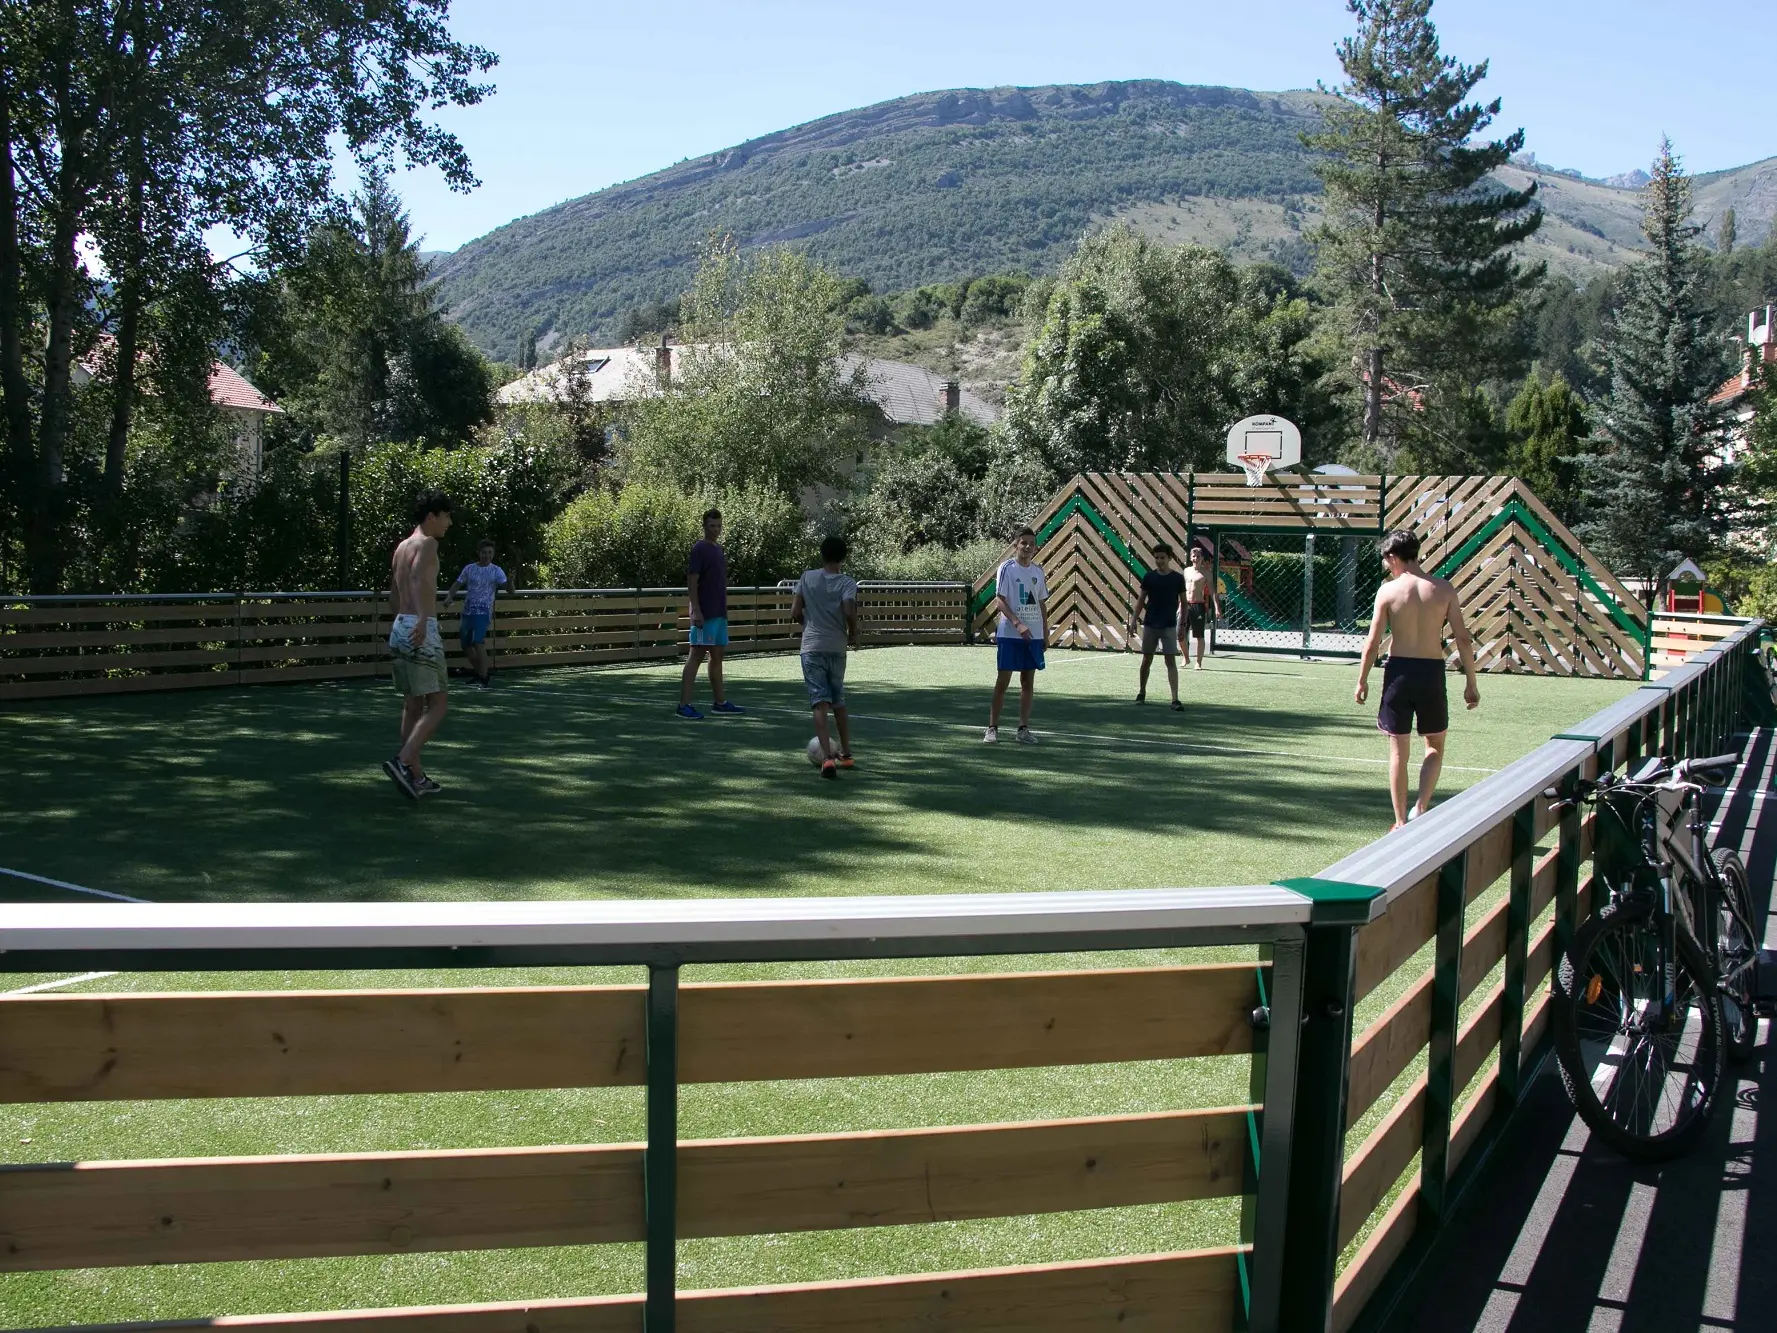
[1182,544,1218,668]
[1127,542,1185,709]
[1355,529,1481,827]
[791,535,860,778]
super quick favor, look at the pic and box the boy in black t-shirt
[1127,543,1187,709]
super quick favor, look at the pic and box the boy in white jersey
[791,534,860,779]
[985,527,1048,744]
[447,538,509,688]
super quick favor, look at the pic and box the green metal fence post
[645,964,680,1333]
[1555,772,1583,959]
[1210,534,1221,656]
[1241,937,1307,1333]
[1276,922,1361,1333]
[1302,533,1316,655]
[1420,851,1467,1226]
[1499,804,1534,1108]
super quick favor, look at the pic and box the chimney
[655,335,672,389]
[938,379,960,416]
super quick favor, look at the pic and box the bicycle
[1547,752,1761,1162]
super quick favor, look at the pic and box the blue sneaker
[676,703,704,720]
[711,700,746,715]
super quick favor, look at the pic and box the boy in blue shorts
[678,507,744,719]
[447,538,508,688]
[791,534,860,779]
[985,527,1048,744]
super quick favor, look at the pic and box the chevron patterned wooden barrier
[971,473,1651,678]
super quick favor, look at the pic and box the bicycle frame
[1585,760,1728,1027]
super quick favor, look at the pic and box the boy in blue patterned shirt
[447,539,509,688]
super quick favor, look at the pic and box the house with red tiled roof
[1711,306,1775,459]
[73,352,284,479]
[205,362,284,478]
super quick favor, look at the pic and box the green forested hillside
[431,78,1777,359]
[433,81,1328,356]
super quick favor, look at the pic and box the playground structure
[2,617,1769,1333]
[970,472,1654,678]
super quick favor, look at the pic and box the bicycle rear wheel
[1713,847,1761,1063]
[1554,897,1725,1161]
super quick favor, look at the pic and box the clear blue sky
[400,0,1777,252]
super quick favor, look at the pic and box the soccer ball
[806,737,827,766]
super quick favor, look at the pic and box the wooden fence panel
[0,598,244,700]
[0,1110,1245,1271]
[0,966,1258,1103]
[31,1249,1240,1333]
[0,583,973,702]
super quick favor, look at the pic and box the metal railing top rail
[0,884,1311,971]
[0,591,245,605]
[1316,737,1592,905]
[1319,615,1764,904]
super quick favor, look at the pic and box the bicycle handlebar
[1676,753,1739,782]
[1542,751,1739,810]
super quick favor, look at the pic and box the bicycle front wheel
[1554,898,1726,1161]
[1713,847,1761,1063]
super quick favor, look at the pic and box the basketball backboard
[1225,415,1302,485]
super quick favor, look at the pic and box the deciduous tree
[621,235,871,498]
[0,1,494,592]
[1002,227,1337,475]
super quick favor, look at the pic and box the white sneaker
[1015,726,1038,744]
[982,726,999,743]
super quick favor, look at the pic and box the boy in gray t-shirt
[791,534,860,778]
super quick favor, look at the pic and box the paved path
[1386,730,1777,1333]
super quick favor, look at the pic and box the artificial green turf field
[0,647,1634,1326]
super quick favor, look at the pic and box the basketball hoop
[1237,453,1275,488]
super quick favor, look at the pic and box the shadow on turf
[0,677,1392,904]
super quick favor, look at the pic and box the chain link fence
[1210,531,1383,658]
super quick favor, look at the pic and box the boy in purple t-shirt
[678,507,744,719]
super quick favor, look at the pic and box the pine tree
[1505,369,1585,521]
[1577,141,1728,589]
[1307,0,1543,458]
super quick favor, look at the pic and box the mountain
[430,80,1777,359]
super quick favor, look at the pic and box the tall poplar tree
[1577,141,1728,589]
[1307,0,1543,461]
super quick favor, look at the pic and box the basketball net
[1237,453,1275,488]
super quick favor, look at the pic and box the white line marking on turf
[5,972,119,996]
[503,685,1502,774]
[0,866,147,903]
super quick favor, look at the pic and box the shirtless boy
[1355,529,1480,828]
[1183,545,1219,668]
[384,490,453,799]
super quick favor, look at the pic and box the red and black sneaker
[838,754,855,770]
[820,759,839,780]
